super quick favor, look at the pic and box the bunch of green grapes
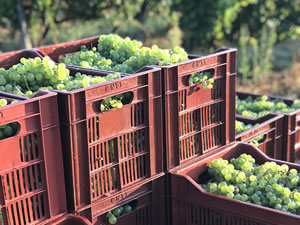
[122,45,188,72]
[201,153,300,215]
[60,46,113,71]
[0,56,69,97]
[235,121,259,135]
[101,92,132,112]
[106,203,133,224]
[0,56,125,110]
[60,34,189,74]
[0,98,19,140]
[236,95,300,118]
[188,71,214,89]
[98,34,142,64]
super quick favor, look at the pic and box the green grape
[112,208,121,217]
[227,192,234,198]
[123,204,132,213]
[107,214,117,224]
[0,99,8,107]
[241,194,248,201]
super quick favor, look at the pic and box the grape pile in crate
[60,34,189,73]
[201,153,300,215]
[0,56,134,110]
[236,95,300,118]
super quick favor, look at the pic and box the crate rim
[170,142,300,221]
[235,113,285,140]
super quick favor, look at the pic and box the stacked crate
[237,92,300,162]
[38,39,166,224]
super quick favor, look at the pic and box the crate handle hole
[106,199,138,223]
[0,122,20,140]
[98,92,134,113]
[188,69,215,87]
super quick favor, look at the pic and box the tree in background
[173,0,300,83]
[173,0,300,51]
[0,0,142,48]
[0,0,175,49]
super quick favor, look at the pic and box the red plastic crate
[49,214,92,225]
[37,36,99,64]
[54,66,164,212]
[0,49,44,69]
[236,113,285,159]
[237,92,300,162]
[163,48,237,170]
[0,91,67,225]
[169,142,300,225]
[0,48,164,212]
[76,174,166,225]
[37,38,236,171]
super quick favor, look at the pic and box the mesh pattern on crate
[189,204,266,225]
[131,102,145,127]
[0,133,47,225]
[179,102,225,162]
[88,127,149,201]
[135,205,151,225]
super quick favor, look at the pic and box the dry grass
[237,63,300,99]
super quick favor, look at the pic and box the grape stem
[15,86,26,97]
[23,75,31,91]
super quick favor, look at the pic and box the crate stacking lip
[162,48,237,170]
[53,65,164,211]
[236,113,285,160]
[237,92,300,162]
[0,90,66,225]
[75,173,166,225]
[169,142,300,225]
[37,36,99,64]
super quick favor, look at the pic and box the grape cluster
[101,92,132,112]
[60,34,189,74]
[236,95,300,118]
[0,98,19,140]
[0,56,125,111]
[235,120,257,135]
[60,46,113,71]
[201,153,300,215]
[106,203,133,224]
[188,71,214,89]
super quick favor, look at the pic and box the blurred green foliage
[174,0,300,51]
[0,0,299,83]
